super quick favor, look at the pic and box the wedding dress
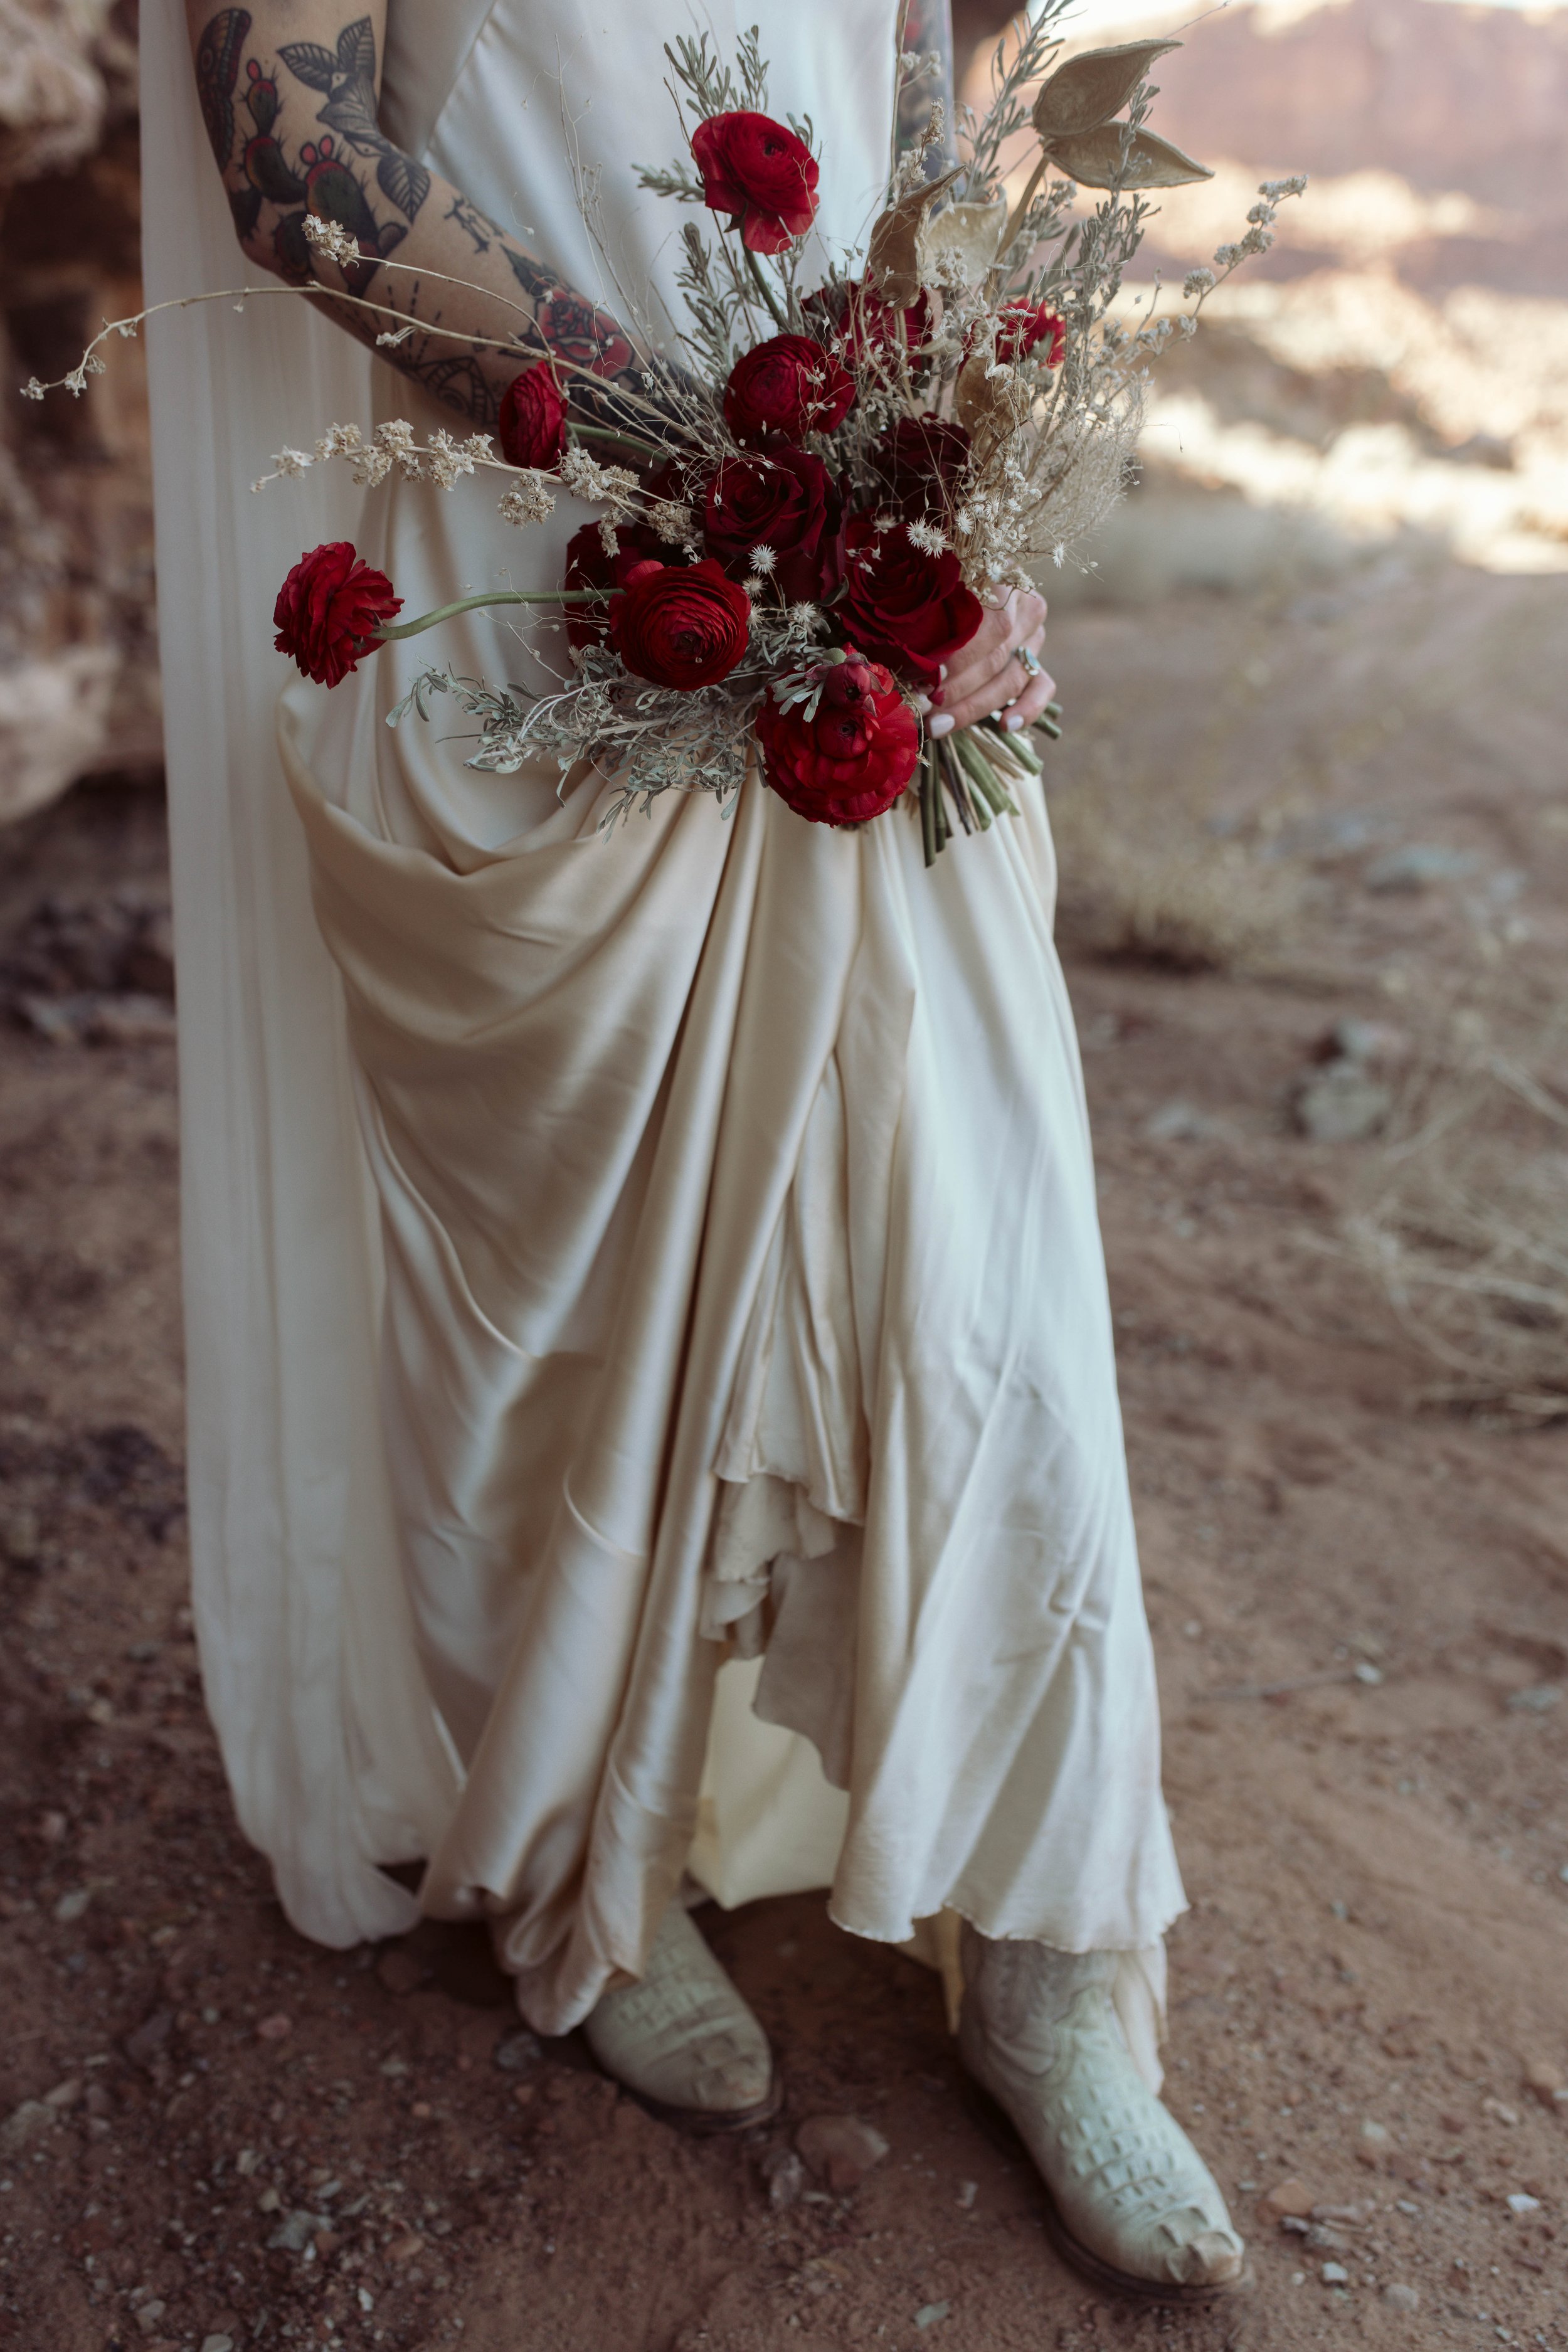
[141,0,1185,2052]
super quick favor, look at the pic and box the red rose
[497,364,568,469]
[608,557,751,689]
[690,111,819,255]
[272,541,401,689]
[803,278,933,366]
[702,441,844,601]
[756,657,918,827]
[723,334,854,444]
[562,517,665,649]
[839,516,983,689]
[991,302,1067,367]
[872,415,973,520]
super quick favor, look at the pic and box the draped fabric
[144,0,1184,2050]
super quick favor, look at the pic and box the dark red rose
[690,110,819,255]
[872,414,973,520]
[562,517,665,649]
[756,657,918,827]
[272,541,401,689]
[702,440,844,601]
[802,278,933,366]
[994,300,1066,367]
[723,334,855,443]
[608,557,751,689]
[839,515,983,689]
[537,287,635,379]
[497,364,568,469]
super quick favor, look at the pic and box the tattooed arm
[183,0,644,431]
[896,0,958,174]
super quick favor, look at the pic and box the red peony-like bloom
[690,110,820,255]
[839,515,983,689]
[872,414,973,520]
[562,517,665,649]
[993,300,1067,367]
[497,363,568,469]
[723,334,855,443]
[756,657,918,827]
[608,557,751,689]
[273,541,401,689]
[802,278,933,366]
[701,440,844,601]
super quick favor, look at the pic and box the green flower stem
[953,731,1019,818]
[743,246,790,334]
[569,421,667,458]
[919,750,938,869]
[377,588,603,642]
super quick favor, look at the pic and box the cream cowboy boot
[958,1926,1246,2300]
[583,1901,779,2131]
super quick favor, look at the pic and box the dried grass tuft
[1347,1018,1568,1417]
[1047,792,1303,972]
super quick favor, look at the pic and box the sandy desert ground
[2,534,1567,2352]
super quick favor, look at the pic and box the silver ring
[1019,644,1043,680]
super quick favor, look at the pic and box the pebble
[1143,1100,1226,1143]
[1295,1062,1392,1143]
[386,2232,425,2263]
[1505,1685,1562,1715]
[1481,2099,1519,2126]
[1506,2192,1541,2215]
[492,2030,543,2074]
[1260,2177,1315,2223]
[1325,1017,1410,1069]
[255,2013,292,2042]
[53,1887,91,1924]
[914,2303,950,2330]
[1320,2261,1350,2285]
[1383,2284,1420,2312]
[0,2102,51,2156]
[133,2302,166,2334]
[267,2208,326,2253]
[760,2146,805,2212]
[200,2337,235,2352]
[1522,2058,1566,2111]
[795,2114,890,2193]
[1363,844,1478,893]
[43,2079,81,2110]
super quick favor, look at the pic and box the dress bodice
[382,0,901,336]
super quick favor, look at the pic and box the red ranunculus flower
[839,515,983,688]
[702,440,844,601]
[497,363,568,469]
[562,517,665,649]
[803,278,933,366]
[608,557,751,689]
[273,541,401,689]
[723,334,855,443]
[872,414,973,519]
[756,657,918,827]
[690,110,820,255]
[993,300,1067,367]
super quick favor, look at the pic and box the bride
[146,0,1244,2297]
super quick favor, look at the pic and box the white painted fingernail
[938,664,948,682]
[912,693,932,715]
[1004,712,1025,732]
[929,713,955,738]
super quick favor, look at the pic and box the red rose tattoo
[273,541,401,688]
[756,657,918,827]
[839,516,983,689]
[723,334,855,443]
[690,110,820,254]
[537,288,635,380]
[608,558,752,689]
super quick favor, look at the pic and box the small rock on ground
[1383,2283,1420,2312]
[795,2113,890,2192]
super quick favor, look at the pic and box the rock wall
[1,0,154,825]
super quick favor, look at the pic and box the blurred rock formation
[1,0,154,825]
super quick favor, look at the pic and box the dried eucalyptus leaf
[1045,124,1212,190]
[916,196,1009,289]
[1031,40,1181,141]
[866,164,963,305]
[953,354,1032,435]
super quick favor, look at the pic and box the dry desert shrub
[1047,783,1303,972]
[1347,1013,1568,1416]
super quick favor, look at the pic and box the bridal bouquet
[36,17,1303,860]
